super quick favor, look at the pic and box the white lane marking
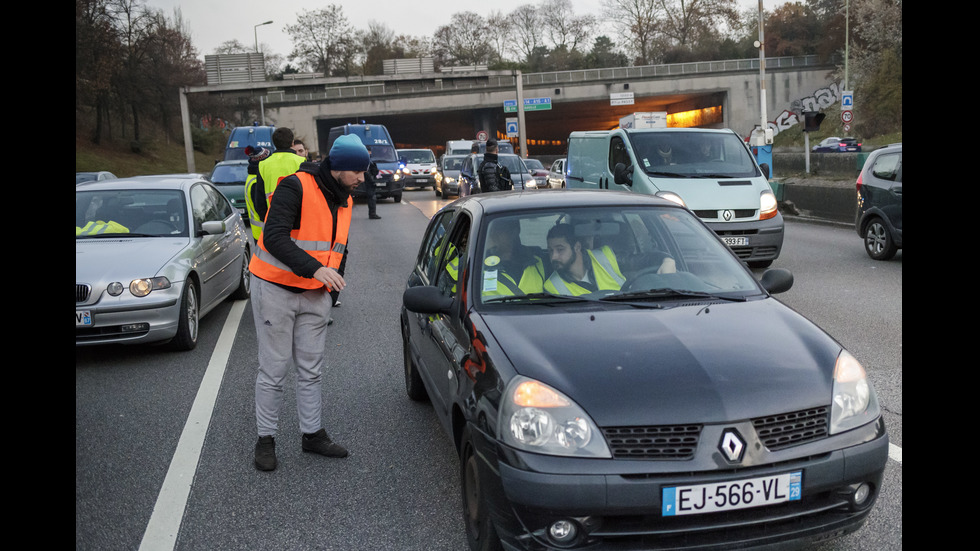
[889,443,902,463]
[138,300,247,551]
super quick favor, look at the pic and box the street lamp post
[254,20,273,53]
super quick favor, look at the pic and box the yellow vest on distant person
[245,152,305,240]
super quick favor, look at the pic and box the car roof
[450,189,682,216]
[75,174,208,191]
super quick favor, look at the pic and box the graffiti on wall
[768,81,842,136]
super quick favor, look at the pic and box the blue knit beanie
[329,135,371,172]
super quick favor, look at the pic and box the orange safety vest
[249,172,352,290]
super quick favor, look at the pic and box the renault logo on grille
[720,430,745,462]
[722,209,735,221]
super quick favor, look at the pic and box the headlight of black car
[499,376,611,458]
[830,350,881,434]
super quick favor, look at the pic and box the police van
[565,127,783,267]
[327,123,404,202]
[223,125,275,161]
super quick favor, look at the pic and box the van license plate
[662,471,801,516]
[721,236,748,246]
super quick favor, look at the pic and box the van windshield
[369,145,398,163]
[628,131,759,179]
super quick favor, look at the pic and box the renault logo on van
[722,209,735,221]
[719,430,745,462]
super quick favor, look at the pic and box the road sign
[841,110,853,124]
[610,92,634,106]
[841,91,854,110]
[505,118,518,138]
[504,97,552,113]
[476,130,488,141]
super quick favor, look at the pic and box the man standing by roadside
[245,127,306,242]
[364,146,381,220]
[248,134,369,471]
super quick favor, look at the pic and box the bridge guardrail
[262,55,825,105]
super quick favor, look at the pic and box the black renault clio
[401,190,888,551]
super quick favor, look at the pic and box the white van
[566,128,783,267]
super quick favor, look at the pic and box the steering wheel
[622,265,669,292]
[134,220,179,234]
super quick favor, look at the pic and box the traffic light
[802,111,826,132]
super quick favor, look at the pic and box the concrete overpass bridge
[180,55,843,167]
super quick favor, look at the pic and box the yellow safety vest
[544,246,625,296]
[481,256,546,297]
[76,220,129,235]
[245,152,305,240]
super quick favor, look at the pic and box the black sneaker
[369,214,382,220]
[255,435,277,471]
[302,429,348,458]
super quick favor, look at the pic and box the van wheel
[394,193,402,203]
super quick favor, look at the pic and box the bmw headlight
[499,376,611,458]
[129,276,171,297]
[830,350,880,434]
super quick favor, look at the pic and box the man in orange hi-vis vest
[248,134,369,472]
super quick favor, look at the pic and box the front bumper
[703,213,784,264]
[477,416,887,550]
[75,284,183,346]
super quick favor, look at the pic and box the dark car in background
[812,137,862,153]
[523,158,550,188]
[464,153,535,190]
[436,155,467,197]
[401,190,888,551]
[856,143,902,260]
[207,160,250,224]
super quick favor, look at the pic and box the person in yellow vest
[247,134,369,472]
[543,223,626,296]
[244,127,306,241]
[481,218,546,298]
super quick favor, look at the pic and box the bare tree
[433,12,494,66]
[539,0,596,52]
[285,5,357,75]
[508,4,542,63]
[602,0,659,64]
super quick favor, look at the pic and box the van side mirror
[759,163,770,179]
[614,163,633,186]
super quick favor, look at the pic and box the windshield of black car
[628,131,759,178]
[443,156,466,171]
[76,189,189,237]
[475,154,527,174]
[476,206,761,306]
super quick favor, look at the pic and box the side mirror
[201,220,226,235]
[403,285,454,315]
[613,163,633,186]
[759,163,770,179]
[759,268,793,294]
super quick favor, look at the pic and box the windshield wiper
[483,292,591,304]
[602,288,747,303]
[645,170,691,178]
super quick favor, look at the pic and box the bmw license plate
[662,471,801,516]
[76,310,92,326]
[721,236,748,247]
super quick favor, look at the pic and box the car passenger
[482,219,546,298]
[543,223,625,295]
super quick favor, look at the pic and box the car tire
[435,186,442,197]
[461,427,503,551]
[230,248,251,300]
[864,218,897,260]
[402,321,429,402]
[171,280,199,351]
[394,193,402,203]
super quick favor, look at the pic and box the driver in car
[543,223,625,295]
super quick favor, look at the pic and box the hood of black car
[481,299,841,427]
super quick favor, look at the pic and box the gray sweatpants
[251,274,333,437]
